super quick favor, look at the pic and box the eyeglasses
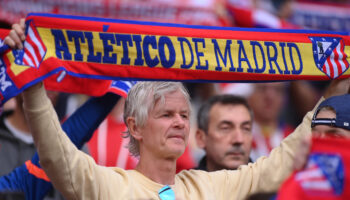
[158,185,175,200]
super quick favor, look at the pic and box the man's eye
[242,126,251,132]
[181,114,189,119]
[220,126,231,131]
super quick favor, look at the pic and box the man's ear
[126,117,142,140]
[195,129,207,149]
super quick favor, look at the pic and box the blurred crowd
[0,0,349,199]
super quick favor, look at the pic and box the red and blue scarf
[278,137,350,200]
[0,13,349,105]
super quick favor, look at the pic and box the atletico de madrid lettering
[9,13,350,82]
[0,13,350,106]
[310,37,349,79]
[47,29,304,75]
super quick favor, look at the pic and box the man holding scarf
[7,20,350,200]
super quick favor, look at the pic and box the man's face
[202,104,252,171]
[248,83,285,123]
[312,110,350,138]
[139,90,190,159]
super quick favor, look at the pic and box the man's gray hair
[123,81,191,157]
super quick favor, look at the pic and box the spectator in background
[276,80,350,200]
[220,82,294,161]
[0,90,64,177]
[247,82,294,161]
[271,0,294,21]
[0,95,35,176]
[195,94,253,171]
[88,98,138,169]
[226,0,298,29]
[312,94,350,138]
[0,91,70,200]
[0,91,122,200]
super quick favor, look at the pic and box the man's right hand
[324,78,350,99]
[4,18,26,49]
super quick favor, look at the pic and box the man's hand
[4,18,26,49]
[3,18,43,93]
[293,136,311,171]
[324,78,350,99]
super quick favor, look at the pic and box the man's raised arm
[22,83,118,199]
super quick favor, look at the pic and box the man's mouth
[168,133,185,141]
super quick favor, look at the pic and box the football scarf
[0,13,349,105]
[277,137,350,200]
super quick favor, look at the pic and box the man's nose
[312,131,327,138]
[173,114,185,128]
[230,129,244,144]
[319,132,328,138]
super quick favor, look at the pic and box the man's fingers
[12,23,26,41]
[324,78,350,98]
[2,19,27,49]
[19,18,25,29]
[8,29,23,49]
[19,19,26,40]
[293,136,311,170]
[3,36,16,48]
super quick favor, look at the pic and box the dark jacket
[0,111,63,200]
[195,156,253,171]
[0,111,36,176]
[195,156,209,171]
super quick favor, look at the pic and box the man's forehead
[153,92,190,110]
[211,104,252,121]
[212,103,250,114]
[316,109,336,118]
[312,125,335,131]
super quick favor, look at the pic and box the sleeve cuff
[22,82,50,110]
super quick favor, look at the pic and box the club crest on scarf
[14,21,47,68]
[309,36,349,79]
[295,153,344,197]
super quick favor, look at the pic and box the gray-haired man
[22,79,331,200]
